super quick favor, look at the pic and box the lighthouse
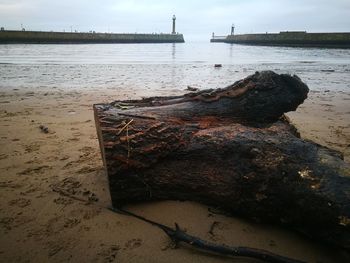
[231,23,235,35]
[172,15,176,34]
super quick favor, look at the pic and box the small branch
[110,207,305,263]
[117,119,133,135]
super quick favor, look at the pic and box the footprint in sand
[123,238,142,250]
[2,112,18,117]
[24,142,42,153]
[96,245,120,263]
[51,177,99,203]
[76,166,98,174]
[0,181,22,189]
[51,177,82,195]
[81,208,101,220]
[0,217,14,231]
[53,197,74,206]
[24,159,40,164]
[73,132,83,136]
[66,137,80,142]
[20,186,39,195]
[59,155,70,161]
[48,244,64,257]
[8,198,31,208]
[0,215,34,231]
[78,146,95,160]
[45,216,80,236]
[18,165,51,175]
[63,160,78,169]
[0,153,8,160]
[80,146,95,154]
[63,218,81,229]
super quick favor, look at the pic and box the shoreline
[0,86,349,262]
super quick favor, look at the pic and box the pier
[0,31,184,44]
[0,16,184,44]
[211,30,350,48]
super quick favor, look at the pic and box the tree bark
[93,71,350,250]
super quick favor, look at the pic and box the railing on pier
[210,35,227,42]
[211,35,227,39]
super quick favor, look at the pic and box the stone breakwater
[0,30,185,44]
[211,31,350,48]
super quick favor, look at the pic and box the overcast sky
[1,0,350,41]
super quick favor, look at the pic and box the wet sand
[0,87,349,262]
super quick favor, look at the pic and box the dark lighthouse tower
[172,15,176,34]
[231,23,235,35]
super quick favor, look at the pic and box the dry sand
[0,87,349,263]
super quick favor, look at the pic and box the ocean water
[0,42,350,94]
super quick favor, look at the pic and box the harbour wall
[0,30,185,44]
[211,32,350,48]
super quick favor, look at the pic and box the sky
[1,0,350,41]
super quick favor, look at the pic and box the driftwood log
[93,71,350,249]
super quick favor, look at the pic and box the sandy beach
[0,84,349,263]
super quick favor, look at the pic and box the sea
[0,42,350,94]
